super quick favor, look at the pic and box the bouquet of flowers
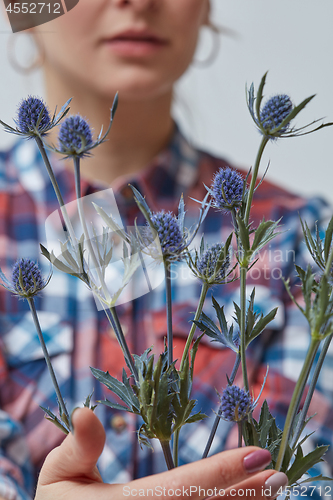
[1,73,333,495]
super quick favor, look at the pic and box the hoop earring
[192,23,220,68]
[7,33,44,75]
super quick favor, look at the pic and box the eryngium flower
[149,211,184,259]
[197,243,230,283]
[210,167,244,211]
[260,94,293,135]
[0,96,71,140]
[17,97,51,136]
[47,93,118,159]
[0,258,51,298]
[220,385,252,422]
[58,115,93,158]
[130,186,210,263]
[246,73,332,140]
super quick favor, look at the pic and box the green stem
[231,208,239,248]
[244,136,269,225]
[173,283,209,465]
[290,332,333,451]
[275,337,320,471]
[238,421,243,447]
[109,306,139,385]
[173,429,180,468]
[324,241,333,276]
[35,137,66,208]
[73,158,112,304]
[240,266,249,392]
[237,140,269,394]
[73,158,138,384]
[180,282,209,372]
[160,441,175,470]
[35,137,77,245]
[202,410,221,460]
[230,353,241,384]
[164,259,173,367]
[27,298,72,432]
[202,353,241,459]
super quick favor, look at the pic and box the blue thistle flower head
[58,115,93,158]
[247,73,333,141]
[149,211,184,259]
[131,186,210,263]
[16,96,51,137]
[260,94,293,137]
[197,243,230,284]
[220,385,252,422]
[0,97,71,140]
[211,167,244,211]
[12,259,47,298]
[0,258,51,299]
[49,94,118,159]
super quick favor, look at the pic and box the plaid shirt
[0,127,332,499]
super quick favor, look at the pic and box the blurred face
[34,0,210,102]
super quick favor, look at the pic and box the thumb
[39,407,106,485]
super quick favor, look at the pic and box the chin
[106,61,176,96]
[101,77,173,103]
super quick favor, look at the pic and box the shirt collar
[13,123,200,213]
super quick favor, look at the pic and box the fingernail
[264,472,289,499]
[243,449,272,473]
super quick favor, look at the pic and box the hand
[35,408,288,500]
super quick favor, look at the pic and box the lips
[106,29,168,45]
[102,29,168,56]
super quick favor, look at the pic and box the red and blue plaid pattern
[0,126,332,499]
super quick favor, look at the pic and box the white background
[0,0,332,203]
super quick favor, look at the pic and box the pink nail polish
[264,472,289,499]
[243,449,272,473]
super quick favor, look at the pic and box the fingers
[212,470,289,500]
[110,446,284,500]
[39,408,106,485]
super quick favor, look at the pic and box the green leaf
[246,82,256,122]
[287,445,329,486]
[298,474,333,484]
[190,334,203,384]
[185,412,207,424]
[257,400,273,448]
[282,277,306,316]
[315,275,330,330]
[133,347,153,378]
[137,423,154,450]
[243,418,260,447]
[194,302,238,353]
[300,218,324,270]
[40,406,69,435]
[83,391,97,411]
[98,399,131,412]
[324,215,333,264]
[255,72,268,123]
[247,307,278,346]
[93,203,130,243]
[236,214,250,254]
[280,95,315,129]
[40,244,52,262]
[130,185,152,220]
[177,194,186,234]
[90,367,140,412]
[251,219,281,255]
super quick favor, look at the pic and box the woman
[0,1,331,499]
